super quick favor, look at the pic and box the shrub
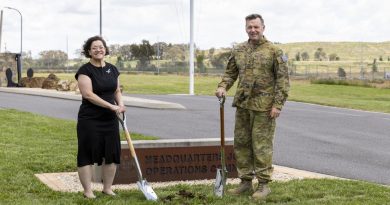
[337,67,346,79]
[310,79,372,87]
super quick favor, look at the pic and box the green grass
[120,74,228,96]
[144,179,390,205]
[0,109,154,204]
[34,73,229,96]
[289,80,390,113]
[2,109,390,204]
[31,73,390,113]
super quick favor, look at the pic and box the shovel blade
[137,180,158,201]
[214,168,227,197]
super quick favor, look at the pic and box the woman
[75,36,125,198]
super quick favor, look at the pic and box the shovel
[214,95,228,197]
[117,112,158,201]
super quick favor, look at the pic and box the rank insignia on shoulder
[281,55,288,63]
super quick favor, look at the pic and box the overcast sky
[1,0,390,58]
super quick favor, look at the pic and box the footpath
[0,86,341,193]
[35,165,339,193]
[0,87,186,110]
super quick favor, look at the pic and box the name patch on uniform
[281,55,288,63]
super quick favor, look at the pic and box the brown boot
[252,183,271,199]
[227,180,253,195]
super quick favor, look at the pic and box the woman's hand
[118,105,126,113]
[110,104,126,114]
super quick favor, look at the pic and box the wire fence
[289,65,390,80]
[2,57,390,88]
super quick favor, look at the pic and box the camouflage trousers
[234,107,276,183]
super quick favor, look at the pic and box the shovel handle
[215,96,228,197]
[219,96,225,148]
[123,128,136,162]
[218,95,226,107]
[117,113,143,180]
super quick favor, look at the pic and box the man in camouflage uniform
[215,14,289,199]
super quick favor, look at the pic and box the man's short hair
[245,14,264,25]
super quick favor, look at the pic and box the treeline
[293,48,340,61]
[19,40,232,73]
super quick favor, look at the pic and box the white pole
[189,0,195,95]
[0,10,3,53]
[100,0,102,36]
[5,7,23,83]
[66,35,69,73]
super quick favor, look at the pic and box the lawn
[1,109,390,204]
[35,73,390,113]
[289,80,390,113]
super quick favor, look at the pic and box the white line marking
[287,107,361,117]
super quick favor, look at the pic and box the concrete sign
[112,138,238,184]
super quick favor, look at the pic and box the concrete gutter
[0,87,186,110]
[125,138,234,148]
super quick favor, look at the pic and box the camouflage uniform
[217,36,289,183]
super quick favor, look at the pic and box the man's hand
[215,87,227,98]
[270,107,281,118]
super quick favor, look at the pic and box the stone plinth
[96,138,238,184]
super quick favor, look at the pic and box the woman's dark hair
[81,35,110,58]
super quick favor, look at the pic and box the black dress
[75,62,121,167]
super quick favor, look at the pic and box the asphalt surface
[1,92,390,185]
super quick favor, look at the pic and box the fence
[2,58,390,87]
[289,64,390,80]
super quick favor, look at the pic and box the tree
[210,51,230,69]
[126,40,156,70]
[152,42,168,60]
[208,48,215,59]
[129,44,139,60]
[379,56,383,61]
[116,56,124,69]
[22,50,35,68]
[118,44,132,60]
[163,45,186,62]
[372,58,378,73]
[314,48,327,61]
[196,50,206,73]
[38,50,68,69]
[337,67,346,79]
[109,44,121,56]
[139,40,155,59]
[329,53,340,61]
[135,40,155,70]
[295,52,301,61]
[301,52,309,61]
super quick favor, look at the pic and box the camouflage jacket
[218,36,290,111]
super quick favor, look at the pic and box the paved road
[1,92,390,185]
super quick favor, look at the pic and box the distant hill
[277,41,390,61]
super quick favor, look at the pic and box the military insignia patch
[281,55,288,63]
